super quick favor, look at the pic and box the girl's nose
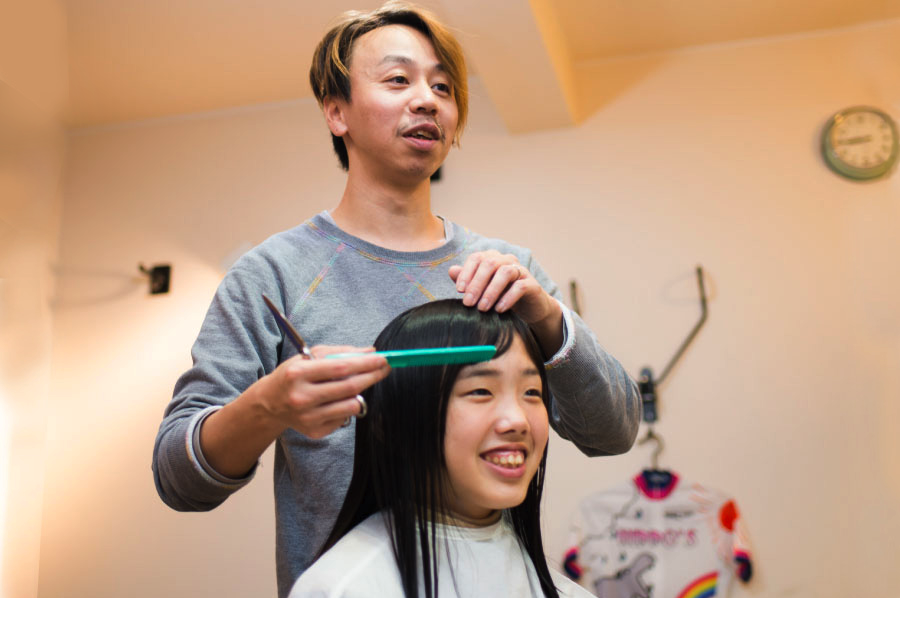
[495,400,530,435]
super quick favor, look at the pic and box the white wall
[40,20,900,596]
[0,0,67,598]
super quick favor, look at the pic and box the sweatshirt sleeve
[525,255,641,456]
[152,256,284,511]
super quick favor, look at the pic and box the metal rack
[638,265,709,469]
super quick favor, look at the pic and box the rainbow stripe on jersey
[678,572,718,598]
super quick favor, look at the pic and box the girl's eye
[433,82,451,94]
[388,76,408,84]
[525,388,542,398]
[465,388,492,397]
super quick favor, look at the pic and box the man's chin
[399,161,444,182]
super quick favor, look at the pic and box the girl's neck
[439,509,502,529]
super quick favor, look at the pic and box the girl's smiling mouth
[480,447,528,477]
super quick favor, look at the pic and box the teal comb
[326,345,496,368]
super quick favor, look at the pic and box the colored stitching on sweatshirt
[394,263,441,302]
[303,219,471,268]
[291,241,347,318]
[299,219,474,305]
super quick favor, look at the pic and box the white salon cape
[290,511,593,598]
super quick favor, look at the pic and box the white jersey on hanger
[563,472,752,597]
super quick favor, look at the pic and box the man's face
[331,24,458,182]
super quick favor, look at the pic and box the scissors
[262,295,313,359]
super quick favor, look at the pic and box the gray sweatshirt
[153,212,640,596]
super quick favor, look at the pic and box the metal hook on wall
[640,265,709,425]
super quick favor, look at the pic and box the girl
[290,299,590,597]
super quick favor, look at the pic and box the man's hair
[309,1,469,171]
[319,299,558,597]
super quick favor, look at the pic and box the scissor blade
[262,295,311,358]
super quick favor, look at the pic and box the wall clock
[821,106,898,180]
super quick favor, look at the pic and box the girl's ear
[323,97,349,137]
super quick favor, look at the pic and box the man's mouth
[402,122,442,142]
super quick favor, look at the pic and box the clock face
[822,106,899,180]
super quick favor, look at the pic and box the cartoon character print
[593,552,655,598]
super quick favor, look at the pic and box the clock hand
[836,135,873,146]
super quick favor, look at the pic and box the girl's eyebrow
[458,366,540,379]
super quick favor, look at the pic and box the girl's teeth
[488,453,524,468]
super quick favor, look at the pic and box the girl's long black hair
[318,299,559,597]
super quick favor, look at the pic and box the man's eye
[388,76,408,84]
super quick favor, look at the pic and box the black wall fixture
[138,263,172,295]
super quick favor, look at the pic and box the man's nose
[409,79,438,115]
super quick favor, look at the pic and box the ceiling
[64,0,900,131]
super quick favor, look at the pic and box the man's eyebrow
[378,55,447,73]
[379,54,414,66]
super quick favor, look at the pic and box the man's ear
[323,97,348,137]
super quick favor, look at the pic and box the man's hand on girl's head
[448,251,564,357]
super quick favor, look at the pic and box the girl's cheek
[533,416,550,451]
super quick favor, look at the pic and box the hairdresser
[153,1,640,597]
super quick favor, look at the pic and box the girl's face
[442,334,550,524]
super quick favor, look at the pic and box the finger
[302,403,357,429]
[276,357,388,427]
[289,377,381,439]
[495,275,535,313]
[318,366,390,403]
[454,251,509,295]
[453,253,483,294]
[285,372,388,434]
[294,397,369,439]
[286,360,390,408]
[473,263,524,311]
[284,352,388,385]
[448,265,462,283]
[310,344,376,359]
[461,256,512,307]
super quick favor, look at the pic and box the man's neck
[329,168,446,251]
